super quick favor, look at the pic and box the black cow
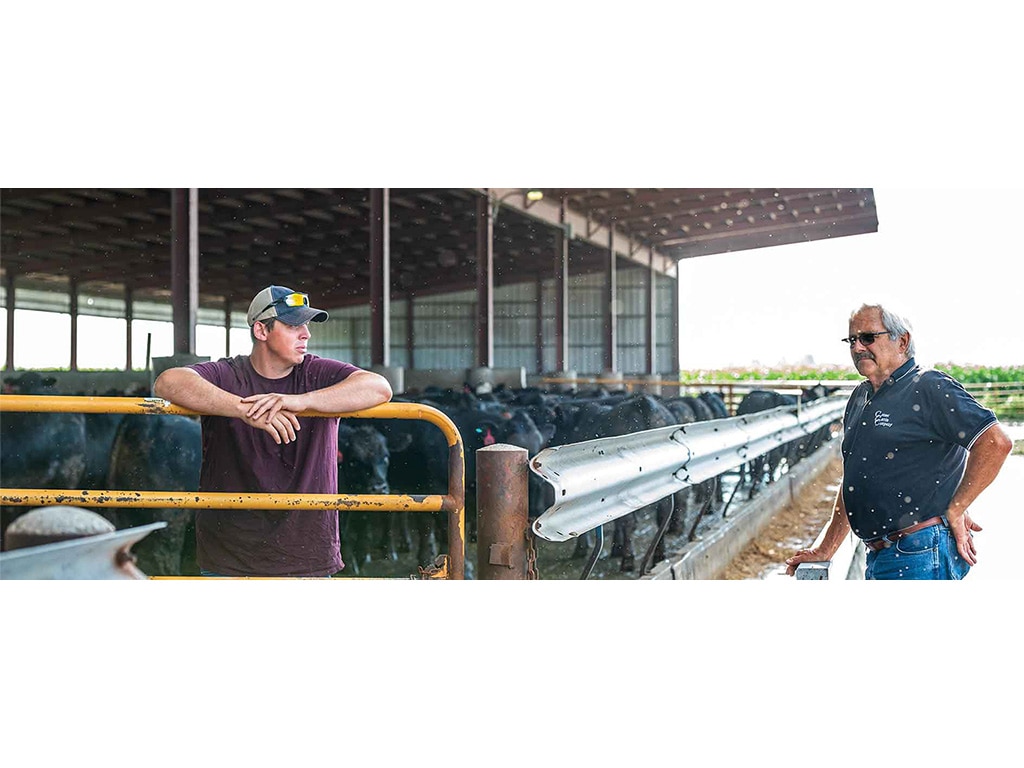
[734,386,838,499]
[660,395,721,538]
[680,395,727,505]
[430,394,560,544]
[735,390,796,498]
[486,408,556,527]
[101,414,202,576]
[1,409,88,547]
[372,401,452,570]
[1,375,90,546]
[336,421,412,576]
[698,391,730,419]
[562,395,678,572]
[790,385,841,464]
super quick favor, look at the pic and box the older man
[786,303,1012,579]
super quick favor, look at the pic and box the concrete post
[640,374,662,396]
[466,366,493,394]
[548,369,577,394]
[600,369,624,392]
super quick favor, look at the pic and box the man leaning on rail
[153,285,392,578]
[785,302,1012,580]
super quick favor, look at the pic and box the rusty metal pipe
[475,444,529,580]
[0,489,449,512]
[445,441,466,580]
[0,396,459,442]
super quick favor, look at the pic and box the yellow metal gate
[0,395,465,579]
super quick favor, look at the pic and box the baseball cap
[246,285,330,327]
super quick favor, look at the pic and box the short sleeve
[920,370,997,449]
[189,358,230,388]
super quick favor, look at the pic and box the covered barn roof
[0,188,877,311]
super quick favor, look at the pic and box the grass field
[678,364,1024,421]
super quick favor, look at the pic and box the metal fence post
[476,444,529,580]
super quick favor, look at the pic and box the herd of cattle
[0,371,839,578]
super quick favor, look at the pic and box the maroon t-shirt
[189,354,359,577]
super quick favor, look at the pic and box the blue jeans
[865,523,970,580]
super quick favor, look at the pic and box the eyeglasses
[841,330,890,347]
[258,292,308,318]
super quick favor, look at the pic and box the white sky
[677,188,1024,370]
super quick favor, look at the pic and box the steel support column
[224,296,232,358]
[646,252,657,375]
[124,285,133,371]
[170,188,198,355]
[369,188,390,367]
[555,201,569,372]
[476,195,494,368]
[670,269,680,382]
[405,292,415,370]
[535,273,544,374]
[4,272,14,370]
[604,226,618,372]
[69,276,79,371]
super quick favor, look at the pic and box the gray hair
[852,303,916,358]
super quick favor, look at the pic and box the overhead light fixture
[491,188,545,221]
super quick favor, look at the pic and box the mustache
[854,351,875,363]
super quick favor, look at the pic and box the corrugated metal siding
[616,267,647,374]
[657,273,677,376]
[3,286,72,314]
[539,282,556,372]
[411,289,475,370]
[389,299,409,369]
[2,271,679,376]
[566,272,602,374]
[494,282,539,370]
[311,305,365,366]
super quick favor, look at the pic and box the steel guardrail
[529,394,847,542]
[0,395,466,579]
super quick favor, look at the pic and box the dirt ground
[719,455,844,580]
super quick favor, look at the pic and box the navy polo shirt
[841,358,997,541]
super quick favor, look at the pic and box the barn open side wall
[2,267,679,397]
[308,267,678,394]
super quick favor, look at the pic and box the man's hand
[785,547,829,576]
[237,394,304,444]
[241,392,309,422]
[947,511,983,566]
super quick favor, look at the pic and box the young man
[153,285,392,577]
[785,302,1012,579]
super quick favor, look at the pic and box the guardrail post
[476,444,529,580]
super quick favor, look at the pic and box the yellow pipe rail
[0,395,466,579]
[1,489,448,512]
[0,396,462,446]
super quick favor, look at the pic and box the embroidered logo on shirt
[874,410,893,428]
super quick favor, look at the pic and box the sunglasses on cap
[841,330,890,347]
[258,292,309,317]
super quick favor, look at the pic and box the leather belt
[864,516,947,552]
